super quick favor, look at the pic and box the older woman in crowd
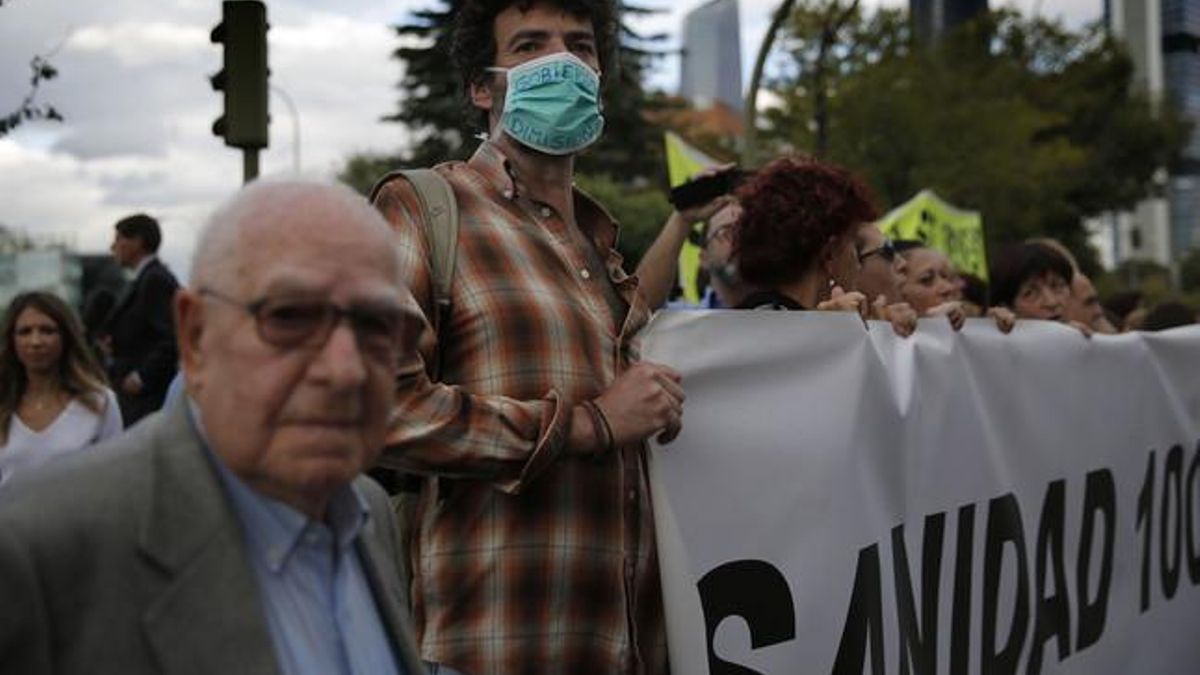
[0,291,122,485]
[731,156,917,335]
[988,242,1090,335]
[895,241,969,330]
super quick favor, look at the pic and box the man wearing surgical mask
[373,1,682,674]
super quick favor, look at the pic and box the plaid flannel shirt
[374,141,667,675]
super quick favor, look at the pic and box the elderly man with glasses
[0,181,428,675]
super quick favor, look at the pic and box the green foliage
[347,0,670,186]
[762,8,1189,257]
[1096,258,1174,307]
[574,173,672,268]
[1178,248,1200,292]
[339,153,401,196]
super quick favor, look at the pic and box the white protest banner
[642,311,1200,675]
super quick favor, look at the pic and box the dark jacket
[103,257,179,425]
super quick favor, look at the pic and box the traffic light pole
[243,148,259,183]
[211,0,268,184]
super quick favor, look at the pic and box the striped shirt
[374,141,667,675]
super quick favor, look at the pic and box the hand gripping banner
[643,311,1200,675]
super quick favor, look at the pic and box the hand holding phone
[669,167,746,211]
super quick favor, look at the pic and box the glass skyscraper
[679,0,743,112]
[1163,0,1200,255]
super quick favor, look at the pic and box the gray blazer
[0,397,427,675]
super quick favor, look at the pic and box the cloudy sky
[1,0,1100,280]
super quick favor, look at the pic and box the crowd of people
[638,156,1195,338]
[0,0,1196,673]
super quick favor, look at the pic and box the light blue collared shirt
[195,407,403,675]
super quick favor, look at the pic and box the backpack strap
[369,168,459,378]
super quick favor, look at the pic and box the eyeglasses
[857,238,896,264]
[199,288,410,359]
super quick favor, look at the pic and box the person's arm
[635,174,736,310]
[132,269,179,394]
[634,211,694,311]
[375,180,684,495]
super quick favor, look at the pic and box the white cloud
[1,0,1106,288]
[2,0,419,282]
[68,21,210,67]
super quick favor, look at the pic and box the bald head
[177,179,415,518]
[191,180,400,291]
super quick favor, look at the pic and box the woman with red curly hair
[731,156,917,334]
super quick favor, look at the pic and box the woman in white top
[0,291,123,485]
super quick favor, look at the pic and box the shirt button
[627,489,636,502]
[581,269,591,280]
[540,206,552,218]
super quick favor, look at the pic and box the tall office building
[1162,0,1200,256]
[910,0,988,43]
[679,0,743,112]
[1096,0,1178,267]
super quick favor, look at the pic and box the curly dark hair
[733,156,879,288]
[451,0,618,127]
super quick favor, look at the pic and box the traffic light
[210,0,268,149]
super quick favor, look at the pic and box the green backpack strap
[369,168,459,373]
[368,168,460,582]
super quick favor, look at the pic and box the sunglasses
[857,238,897,264]
[199,288,410,359]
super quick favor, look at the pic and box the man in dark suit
[0,181,428,675]
[104,213,180,425]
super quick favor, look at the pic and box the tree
[574,173,672,268]
[2,51,62,137]
[761,9,1189,263]
[339,0,671,190]
[1180,248,1200,293]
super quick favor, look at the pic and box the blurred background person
[1103,290,1145,332]
[102,213,180,426]
[1027,237,1116,334]
[636,189,746,310]
[0,292,122,485]
[895,241,967,330]
[854,223,918,335]
[988,241,1091,335]
[1140,301,1197,331]
[81,288,116,368]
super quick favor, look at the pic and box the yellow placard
[877,190,988,281]
[664,132,719,303]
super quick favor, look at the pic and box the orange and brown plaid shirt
[374,141,667,675]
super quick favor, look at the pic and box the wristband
[581,399,615,454]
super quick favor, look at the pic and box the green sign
[878,190,988,281]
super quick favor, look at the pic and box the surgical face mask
[487,52,604,155]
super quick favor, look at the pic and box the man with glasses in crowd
[0,181,427,675]
[636,191,752,310]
